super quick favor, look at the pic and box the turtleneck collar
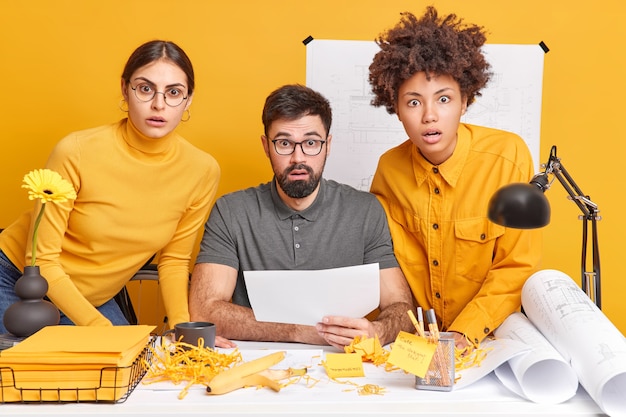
[120,118,178,159]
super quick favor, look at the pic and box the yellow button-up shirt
[370,123,542,344]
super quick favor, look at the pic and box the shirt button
[433,167,439,174]
[434,187,440,194]
[483,327,490,334]
[294,226,299,231]
[480,233,486,240]
[432,260,439,266]
[435,292,441,298]
[433,223,439,230]
[295,243,301,249]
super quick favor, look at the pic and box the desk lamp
[487,145,602,308]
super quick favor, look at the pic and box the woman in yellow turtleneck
[0,40,220,332]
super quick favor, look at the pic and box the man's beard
[276,163,322,199]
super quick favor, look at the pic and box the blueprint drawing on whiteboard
[306,39,544,191]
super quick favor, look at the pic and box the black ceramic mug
[163,321,216,349]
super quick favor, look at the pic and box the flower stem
[31,202,46,267]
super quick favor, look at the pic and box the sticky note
[387,331,437,377]
[323,353,365,378]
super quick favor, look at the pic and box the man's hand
[215,335,237,349]
[315,316,376,350]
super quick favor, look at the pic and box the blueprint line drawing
[306,39,544,191]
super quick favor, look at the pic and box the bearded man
[189,84,415,349]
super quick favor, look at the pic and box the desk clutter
[0,270,624,416]
[0,325,154,403]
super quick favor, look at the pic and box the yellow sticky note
[387,331,437,377]
[324,353,365,378]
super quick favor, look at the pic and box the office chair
[114,262,161,325]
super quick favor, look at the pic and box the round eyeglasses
[271,139,327,156]
[130,83,188,107]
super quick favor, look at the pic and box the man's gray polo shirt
[196,178,399,307]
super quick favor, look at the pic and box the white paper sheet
[243,263,380,326]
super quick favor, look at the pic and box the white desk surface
[0,341,608,417]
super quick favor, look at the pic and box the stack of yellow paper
[0,325,154,402]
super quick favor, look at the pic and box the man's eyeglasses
[130,83,188,107]
[271,139,326,156]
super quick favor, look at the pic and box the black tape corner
[302,35,314,46]
[539,41,550,53]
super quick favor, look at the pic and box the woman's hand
[451,331,471,353]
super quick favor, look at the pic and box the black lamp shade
[488,183,551,229]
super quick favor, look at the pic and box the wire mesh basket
[415,332,455,392]
[0,336,155,403]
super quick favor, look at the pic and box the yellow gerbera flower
[22,169,77,203]
[21,169,77,266]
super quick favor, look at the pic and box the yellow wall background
[1,0,625,333]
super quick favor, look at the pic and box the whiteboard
[306,40,544,191]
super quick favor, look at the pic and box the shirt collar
[411,123,471,187]
[270,178,325,221]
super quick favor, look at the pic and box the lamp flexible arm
[542,146,601,308]
[549,160,598,219]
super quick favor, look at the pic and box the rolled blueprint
[521,269,626,416]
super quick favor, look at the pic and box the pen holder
[415,332,455,392]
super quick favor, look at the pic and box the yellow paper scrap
[386,331,437,377]
[353,335,375,352]
[323,353,364,378]
[344,334,389,365]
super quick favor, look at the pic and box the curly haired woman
[369,7,542,350]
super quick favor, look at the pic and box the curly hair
[368,6,491,114]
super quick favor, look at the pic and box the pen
[407,310,425,338]
[425,309,440,343]
[417,307,425,337]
